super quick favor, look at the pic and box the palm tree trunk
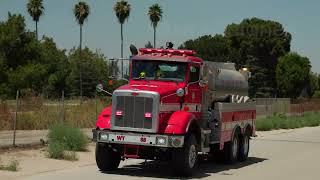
[121,23,124,78]
[79,25,83,104]
[36,21,38,40]
[153,26,156,48]
[80,25,82,52]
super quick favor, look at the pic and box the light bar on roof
[139,48,195,56]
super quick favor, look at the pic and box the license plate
[108,133,156,144]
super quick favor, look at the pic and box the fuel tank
[202,62,248,98]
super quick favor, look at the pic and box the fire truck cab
[92,47,256,176]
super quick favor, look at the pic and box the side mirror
[96,83,112,96]
[199,80,208,88]
[96,84,103,92]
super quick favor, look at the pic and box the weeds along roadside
[47,123,88,161]
[0,158,19,172]
[256,112,320,131]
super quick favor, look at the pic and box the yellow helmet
[139,72,146,78]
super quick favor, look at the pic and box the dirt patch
[0,143,95,180]
[0,144,45,154]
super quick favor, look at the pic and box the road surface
[6,127,320,180]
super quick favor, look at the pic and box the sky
[0,0,319,73]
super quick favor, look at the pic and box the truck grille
[114,96,154,130]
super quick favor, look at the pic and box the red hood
[117,80,186,97]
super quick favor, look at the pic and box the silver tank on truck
[202,62,249,101]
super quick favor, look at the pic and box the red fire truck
[92,46,256,176]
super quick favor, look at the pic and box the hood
[117,80,186,97]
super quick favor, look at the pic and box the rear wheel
[172,134,198,177]
[223,131,239,164]
[238,132,250,162]
[95,143,121,171]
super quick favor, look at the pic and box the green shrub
[63,151,78,161]
[312,91,320,98]
[47,141,65,159]
[0,159,19,172]
[47,123,88,161]
[256,112,320,131]
[47,142,79,161]
[256,118,274,131]
[48,123,88,151]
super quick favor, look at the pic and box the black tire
[95,143,121,171]
[238,132,250,162]
[223,131,240,164]
[171,134,198,177]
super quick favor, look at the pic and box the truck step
[123,145,140,159]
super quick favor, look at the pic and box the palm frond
[113,0,131,24]
[148,3,163,28]
[73,1,90,25]
[27,0,44,22]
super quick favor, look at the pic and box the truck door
[185,65,202,118]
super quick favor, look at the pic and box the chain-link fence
[1,93,320,147]
[256,98,320,118]
[0,90,111,147]
[1,91,111,131]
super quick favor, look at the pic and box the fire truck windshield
[132,60,187,82]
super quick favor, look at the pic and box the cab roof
[131,48,203,64]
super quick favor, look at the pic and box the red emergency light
[139,48,195,56]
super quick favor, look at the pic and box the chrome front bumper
[92,129,184,148]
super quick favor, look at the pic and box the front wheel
[171,134,198,177]
[95,143,121,171]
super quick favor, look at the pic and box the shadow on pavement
[101,157,268,179]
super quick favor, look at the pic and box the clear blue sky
[1,0,319,72]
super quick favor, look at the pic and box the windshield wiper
[132,77,144,80]
[157,79,181,82]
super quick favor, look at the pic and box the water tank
[202,62,248,98]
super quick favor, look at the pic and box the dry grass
[0,97,111,130]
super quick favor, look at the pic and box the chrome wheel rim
[232,137,238,159]
[188,145,197,168]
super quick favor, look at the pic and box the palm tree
[113,0,131,78]
[27,0,44,40]
[73,1,90,103]
[148,4,163,48]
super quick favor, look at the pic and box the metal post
[61,90,65,123]
[13,90,19,147]
[95,91,98,120]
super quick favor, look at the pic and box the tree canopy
[27,0,44,39]
[180,17,295,98]
[148,3,163,48]
[73,1,90,26]
[113,0,131,24]
[0,13,111,99]
[179,34,234,62]
[276,52,311,98]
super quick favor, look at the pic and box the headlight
[100,133,109,141]
[171,137,183,147]
[156,136,167,145]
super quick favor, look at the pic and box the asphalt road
[18,127,320,180]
